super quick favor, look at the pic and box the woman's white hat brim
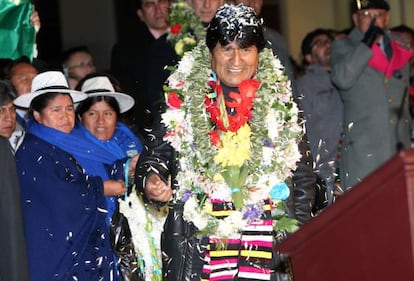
[14,89,87,108]
[80,76,135,113]
[86,92,134,113]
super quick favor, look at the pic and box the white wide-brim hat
[13,71,87,108]
[80,76,135,113]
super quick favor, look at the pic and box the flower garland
[162,41,303,237]
[118,189,167,281]
[167,0,206,57]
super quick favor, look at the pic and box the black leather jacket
[135,108,316,280]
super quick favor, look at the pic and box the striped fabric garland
[201,200,275,281]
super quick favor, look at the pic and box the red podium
[277,149,414,280]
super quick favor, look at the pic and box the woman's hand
[145,173,172,202]
[103,180,127,196]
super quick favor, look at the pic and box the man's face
[65,51,96,82]
[0,100,16,138]
[211,41,259,87]
[352,9,390,34]
[138,0,170,32]
[306,34,332,69]
[188,0,223,23]
[10,63,38,96]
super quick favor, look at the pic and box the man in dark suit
[111,0,173,133]
[0,85,29,280]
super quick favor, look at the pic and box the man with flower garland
[135,4,316,281]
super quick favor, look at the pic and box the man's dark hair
[61,46,92,65]
[3,56,37,80]
[0,80,15,105]
[135,0,143,9]
[135,0,170,10]
[206,4,266,52]
[390,24,414,40]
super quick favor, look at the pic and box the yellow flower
[214,124,251,167]
[175,39,185,56]
[183,37,196,47]
[213,173,224,182]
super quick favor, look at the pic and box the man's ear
[351,12,358,27]
[33,111,40,123]
[136,9,144,21]
[304,54,313,65]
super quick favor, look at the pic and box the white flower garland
[118,192,167,281]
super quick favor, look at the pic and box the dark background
[34,0,280,66]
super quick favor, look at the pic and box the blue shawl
[26,118,118,181]
[27,118,143,225]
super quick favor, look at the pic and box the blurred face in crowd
[10,62,38,96]
[305,34,333,70]
[395,31,414,66]
[0,100,16,138]
[65,51,96,82]
[33,94,75,133]
[138,0,170,33]
[211,41,259,87]
[231,0,262,15]
[352,8,389,34]
[188,0,223,23]
[79,100,117,141]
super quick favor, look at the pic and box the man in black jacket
[0,78,29,281]
[111,0,174,134]
[135,4,316,281]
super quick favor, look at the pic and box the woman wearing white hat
[14,71,126,281]
[76,73,143,220]
[75,73,145,280]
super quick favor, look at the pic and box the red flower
[167,91,183,109]
[239,79,260,99]
[170,24,182,35]
[209,130,221,147]
[204,79,260,132]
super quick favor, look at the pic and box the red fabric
[368,40,412,78]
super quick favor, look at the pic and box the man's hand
[362,17,384,47]
[104,180,127,196]
[145,173,173,202]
